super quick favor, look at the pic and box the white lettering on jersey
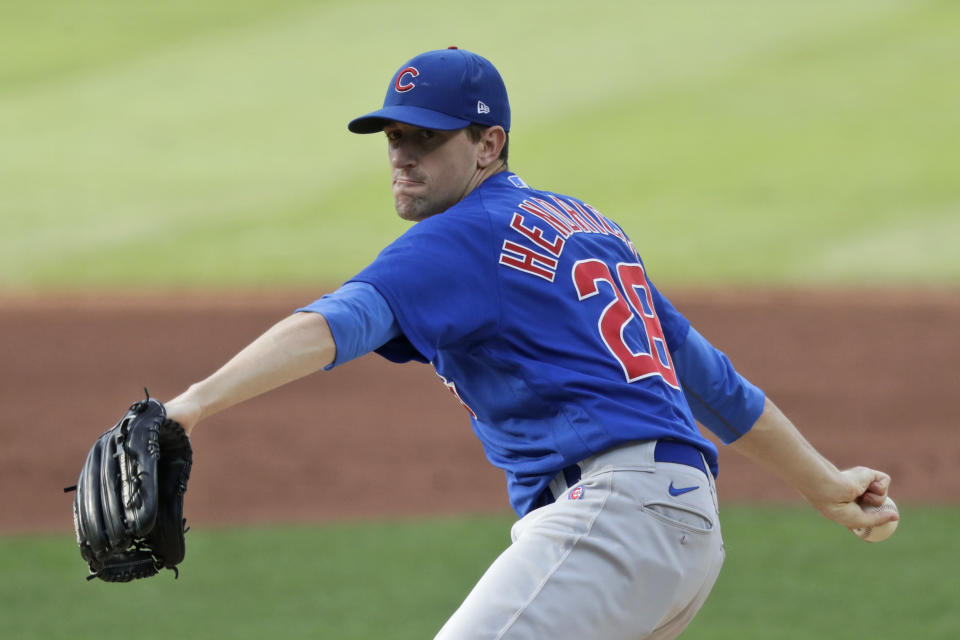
[498,196,635,281]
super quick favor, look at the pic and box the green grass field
[1,0,958,289]
[3,506,958,639]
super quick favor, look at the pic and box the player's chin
[394,196,437,222]
[393,199,420,221]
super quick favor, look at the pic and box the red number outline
[572,259,680,389]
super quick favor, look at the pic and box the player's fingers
[859,477,890,504]
[833,500,898,530]
[868,473,891,495]
[850,505,899,530]
[841,467,891,498]
[860,491,886,508]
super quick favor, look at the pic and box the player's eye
[419,129,436,140]
[385,129,401,142]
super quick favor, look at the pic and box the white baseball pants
[435,441,725,640]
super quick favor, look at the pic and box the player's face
[384,122,484,221]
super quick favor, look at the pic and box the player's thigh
[516,469,723,639]
[435,470,723,640]
[435,471,613,640]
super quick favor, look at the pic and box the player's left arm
[165,282,401,435]
[164,311,337,435]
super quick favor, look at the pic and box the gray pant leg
[436,464,724,640]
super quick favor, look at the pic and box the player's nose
[388,141,418,169]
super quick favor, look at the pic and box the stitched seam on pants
[494,472,613,639]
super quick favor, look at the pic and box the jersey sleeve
[295,281,402,370]
[649,278,765,443]
[648,279,691,353]
[671,326,766,443]
[347,209,500,363]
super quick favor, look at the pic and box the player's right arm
[651,284,896,532]
[729,398,897,531]
[671,329,896,531]
[664,312,896,532]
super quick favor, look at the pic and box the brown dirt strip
[1,288,956,534]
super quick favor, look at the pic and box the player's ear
[477,126,506,169]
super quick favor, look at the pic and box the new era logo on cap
[348,48,511,134]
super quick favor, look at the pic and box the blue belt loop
[562,464,582,488]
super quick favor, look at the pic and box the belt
[653,440,710,478]
[535,440,711,509]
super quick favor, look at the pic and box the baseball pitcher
[151,48,896,638]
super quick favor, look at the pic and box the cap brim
[348,105,471,134]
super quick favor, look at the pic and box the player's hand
[812,467,897,530]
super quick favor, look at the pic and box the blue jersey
[342,172,754,516]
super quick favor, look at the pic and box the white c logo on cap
[395,67,419,93]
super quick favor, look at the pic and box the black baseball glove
[66,391,192,582]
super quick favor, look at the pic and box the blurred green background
[3,507,958,639]
[2,1,958,638]
[2,0,958,290]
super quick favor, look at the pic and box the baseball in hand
[851,496,899,543]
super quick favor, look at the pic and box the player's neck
[464,160,508,197]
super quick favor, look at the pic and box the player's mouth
[392,176,426,195]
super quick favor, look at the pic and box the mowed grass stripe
[2,1,956,288]
[2,506,957,639]
[0,0,321,90]
[519,1,960,284]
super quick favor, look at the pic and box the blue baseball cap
[348,47,510,134]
